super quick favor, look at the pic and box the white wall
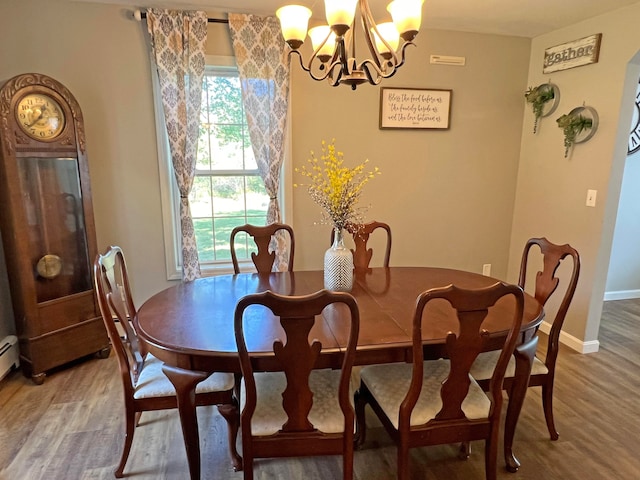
[605,150,640,299]
[509,3,640,352]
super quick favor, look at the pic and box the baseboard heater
[0,335,19,381]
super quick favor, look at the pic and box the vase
[324,228,354,292]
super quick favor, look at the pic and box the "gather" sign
[543,34,602,74]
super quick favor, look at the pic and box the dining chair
[331,220,392,270]
[230,222,295,273]
[94,245,241,477]
[354,282,525,480]
[234,289,360,480]
[470,237,580,442]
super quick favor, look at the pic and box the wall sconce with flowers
[556,105,598,157]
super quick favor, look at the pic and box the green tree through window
[190,66,269,263]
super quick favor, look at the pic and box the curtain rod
[133,9,229,24]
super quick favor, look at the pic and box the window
[155,55,289,279]
[190,65,269,265]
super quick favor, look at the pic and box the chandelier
[276,0,423,90]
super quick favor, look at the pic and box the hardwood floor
[1,299,639,479]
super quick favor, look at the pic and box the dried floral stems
[295,139,380,231]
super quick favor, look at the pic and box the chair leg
[242,453,254,480]
[343,438,354,480]
[218,401,243,471]
[115,407,136,478]
[485,428,499,480]
[459,441,471,459]
[397,440,410,480]
[354,382,370,448]
[541,380,559,440]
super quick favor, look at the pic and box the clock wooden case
[0,73,109,384]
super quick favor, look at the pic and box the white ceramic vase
[324,228,354,291]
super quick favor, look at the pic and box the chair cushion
[360,359,490,429]
[469,350,549,381]
[241,369,351,436]
[134,353,235,399]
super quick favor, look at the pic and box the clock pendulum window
[0,73,110,384]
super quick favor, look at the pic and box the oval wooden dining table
[136,267,544,480]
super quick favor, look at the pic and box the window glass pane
[243,129,257,170]
[190,176,212,218]
[204,75,243,125]
[211,125,245,170]
[194,218,215,262]
[192,67,271,266]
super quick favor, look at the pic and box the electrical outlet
[586,189,597,207]
[482,264,491,276]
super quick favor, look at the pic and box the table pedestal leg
[162,364,208,480]
[504,336,538,472]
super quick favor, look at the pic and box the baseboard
[538,322,600,354]
[603,289,640,301]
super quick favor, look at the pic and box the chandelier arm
[289,50,345,83]
[359,0,384,70]
[360,63,383,86]
[389,41,416,72]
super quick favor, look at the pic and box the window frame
[154,55,292,279]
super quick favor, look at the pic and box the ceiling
[69,0,640,37]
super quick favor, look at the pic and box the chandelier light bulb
[325,0,358,37]
[309,26,337,63]
[371,22,400,58]
[276,5,312,49]
[387,0,423,41]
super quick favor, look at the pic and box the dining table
[136,266,544,480]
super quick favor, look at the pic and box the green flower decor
[556,113,593,158]
[525,84,556,133]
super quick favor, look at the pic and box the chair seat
[469,350,549,381]
[360,359,490,429]
[241,369,350,435]
[134,353,235,399]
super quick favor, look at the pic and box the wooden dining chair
[94,246,241,477]
[354,282,525,480]
[230,222,295,273]
[234,289,360,480]
[470,237,580,442]
[331,220,392,270]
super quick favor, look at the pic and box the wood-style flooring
[1,299,639,479]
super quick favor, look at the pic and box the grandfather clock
[0,73,109,384]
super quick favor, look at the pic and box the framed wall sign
[379,87,452,130]
[543,34,602,74]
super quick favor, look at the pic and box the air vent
[430,55,466,66]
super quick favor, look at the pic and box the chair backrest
[331,221,392,270]
[94,246,144,397]
[230,223,295,274]
[518,237,580,368]
[400,282,524,429]
[234,289,360,437]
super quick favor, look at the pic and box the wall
[290,30,531,274]
[508,3,640,351]
[0,0,531,308]
[605,151,640,298]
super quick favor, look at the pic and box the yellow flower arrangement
[295,139,380,232]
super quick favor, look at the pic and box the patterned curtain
[146,9,207,281]
[228,14,291,271]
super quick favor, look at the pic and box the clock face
[16,93,66,140]
[629,80,640,156]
